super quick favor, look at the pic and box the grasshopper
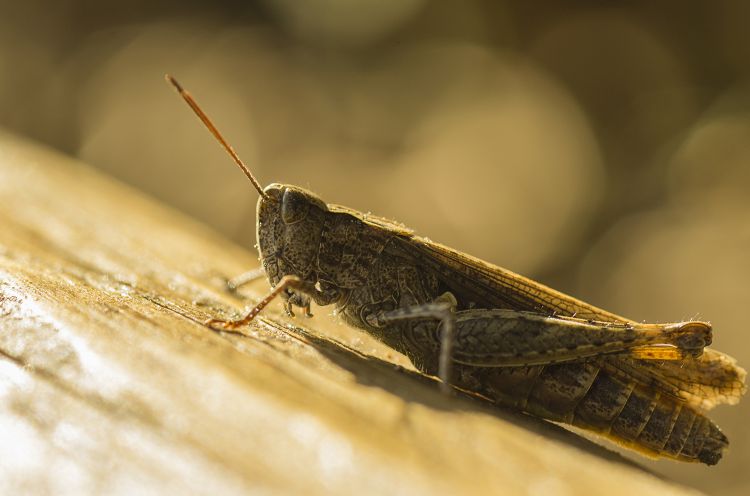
[167,75,745,465]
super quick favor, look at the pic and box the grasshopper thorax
[257,183,329,306]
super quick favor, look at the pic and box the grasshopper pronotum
[167,75,745,465]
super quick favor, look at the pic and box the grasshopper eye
[281,188,309,224]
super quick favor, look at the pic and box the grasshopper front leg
[206,275,316,330]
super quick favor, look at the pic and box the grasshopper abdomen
[464,361,727,464]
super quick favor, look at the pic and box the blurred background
[1,1,748,493]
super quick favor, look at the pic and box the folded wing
[408,235,747,410]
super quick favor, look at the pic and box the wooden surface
[0,131,703,495]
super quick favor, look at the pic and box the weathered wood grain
[0,131,702,495]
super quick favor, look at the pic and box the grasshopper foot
[303,302,313,318]
[224,279,240,294]
[284,301,295,318]
[204,317,247,332]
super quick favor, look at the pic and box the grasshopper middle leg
[377,292,458,393]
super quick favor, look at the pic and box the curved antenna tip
[165,75,267,200]
[165,74,183,92]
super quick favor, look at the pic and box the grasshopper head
[257,183,328,306]
[164,76,331,309]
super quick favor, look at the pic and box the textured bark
[0,130,702,495]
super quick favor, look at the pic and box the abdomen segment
[462,362,728,465]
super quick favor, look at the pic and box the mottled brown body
[255,185,745,465]
[166,75,745,466]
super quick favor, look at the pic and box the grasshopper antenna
[165,74,267,199]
